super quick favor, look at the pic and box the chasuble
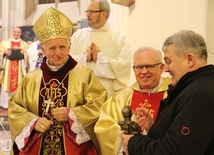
[94,76,171,155]
[8,56,107,155]
[0,38,28,92]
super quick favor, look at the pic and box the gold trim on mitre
[33,7,73,44]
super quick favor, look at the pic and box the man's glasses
[133,63,162,71]
[85,10,104,15]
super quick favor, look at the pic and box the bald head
[12,27,22,40]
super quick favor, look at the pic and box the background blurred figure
[120,30,214,155]
[70,0,132,98]
[0,26,28,109]
[8,7,107,155]
[94,47,171,155]
[27,40,44,72]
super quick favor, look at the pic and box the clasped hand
[86,42,99,62]
[35,107,69,133]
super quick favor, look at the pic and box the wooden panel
[111,0,135,7]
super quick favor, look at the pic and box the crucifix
[44,98,55,114]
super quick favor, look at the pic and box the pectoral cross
[44,98,55,114]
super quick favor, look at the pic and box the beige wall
[26,2,81,25]
[2,0,213,85]
[207,0,214,65]
[113,0,211,85]
[0,0,1,19]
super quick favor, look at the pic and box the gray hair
[98,0,110,19]
[162,30,207,60]
[133,47,163,65]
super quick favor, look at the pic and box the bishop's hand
[35,117,53,133]
[52,107,69,122]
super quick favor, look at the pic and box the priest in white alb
[70,0,132,98]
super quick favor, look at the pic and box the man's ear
[160,63,165,72]
[40,45,45,55]
[102,10,108,19]
[186,52,195,67]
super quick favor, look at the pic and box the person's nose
[164,65,169,72]
[85,11,91,17]
[140,67,149,74]
[54,48,62,55]
[86,13,90,18]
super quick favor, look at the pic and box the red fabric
[19,137,42,155]
[22,121,41,152]
[131,91,164,121]
[19,129,98,155]
[10,41,20,92]
[10,60,19,92]
[64,129,98,155]
[11,41,20,49]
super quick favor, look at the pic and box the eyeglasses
[133,63,162,71]
[85,10,104,15]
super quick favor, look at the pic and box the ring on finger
[41,125,45,129]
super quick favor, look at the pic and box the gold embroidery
[139,99,155,119]
[12,44,20,49]
[40,75,68,154]
[11,61,19,71]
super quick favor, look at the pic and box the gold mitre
[33,7,73,44]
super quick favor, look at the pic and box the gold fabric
[0,38,28,90]
[94,77,171,155]
[8,64,107,155]
[33,7,73,44]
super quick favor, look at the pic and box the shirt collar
[46,58,66,71]
[140,78,164,94]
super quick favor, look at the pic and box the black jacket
[128,65,214,155]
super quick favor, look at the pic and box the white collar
[11,37,20,42]
[140,78,164,95]
[46,59,65,71]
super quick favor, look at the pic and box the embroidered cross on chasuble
[131,90,165,121]
[39,72,69,155]
[10,41,20,92]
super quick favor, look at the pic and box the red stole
[10,41,20,92]
[131,90,164,121]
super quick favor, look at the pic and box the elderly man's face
[133,50,164,89]
[41,38,70,66]
[12,27,21,39]
[164,45,190,86]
